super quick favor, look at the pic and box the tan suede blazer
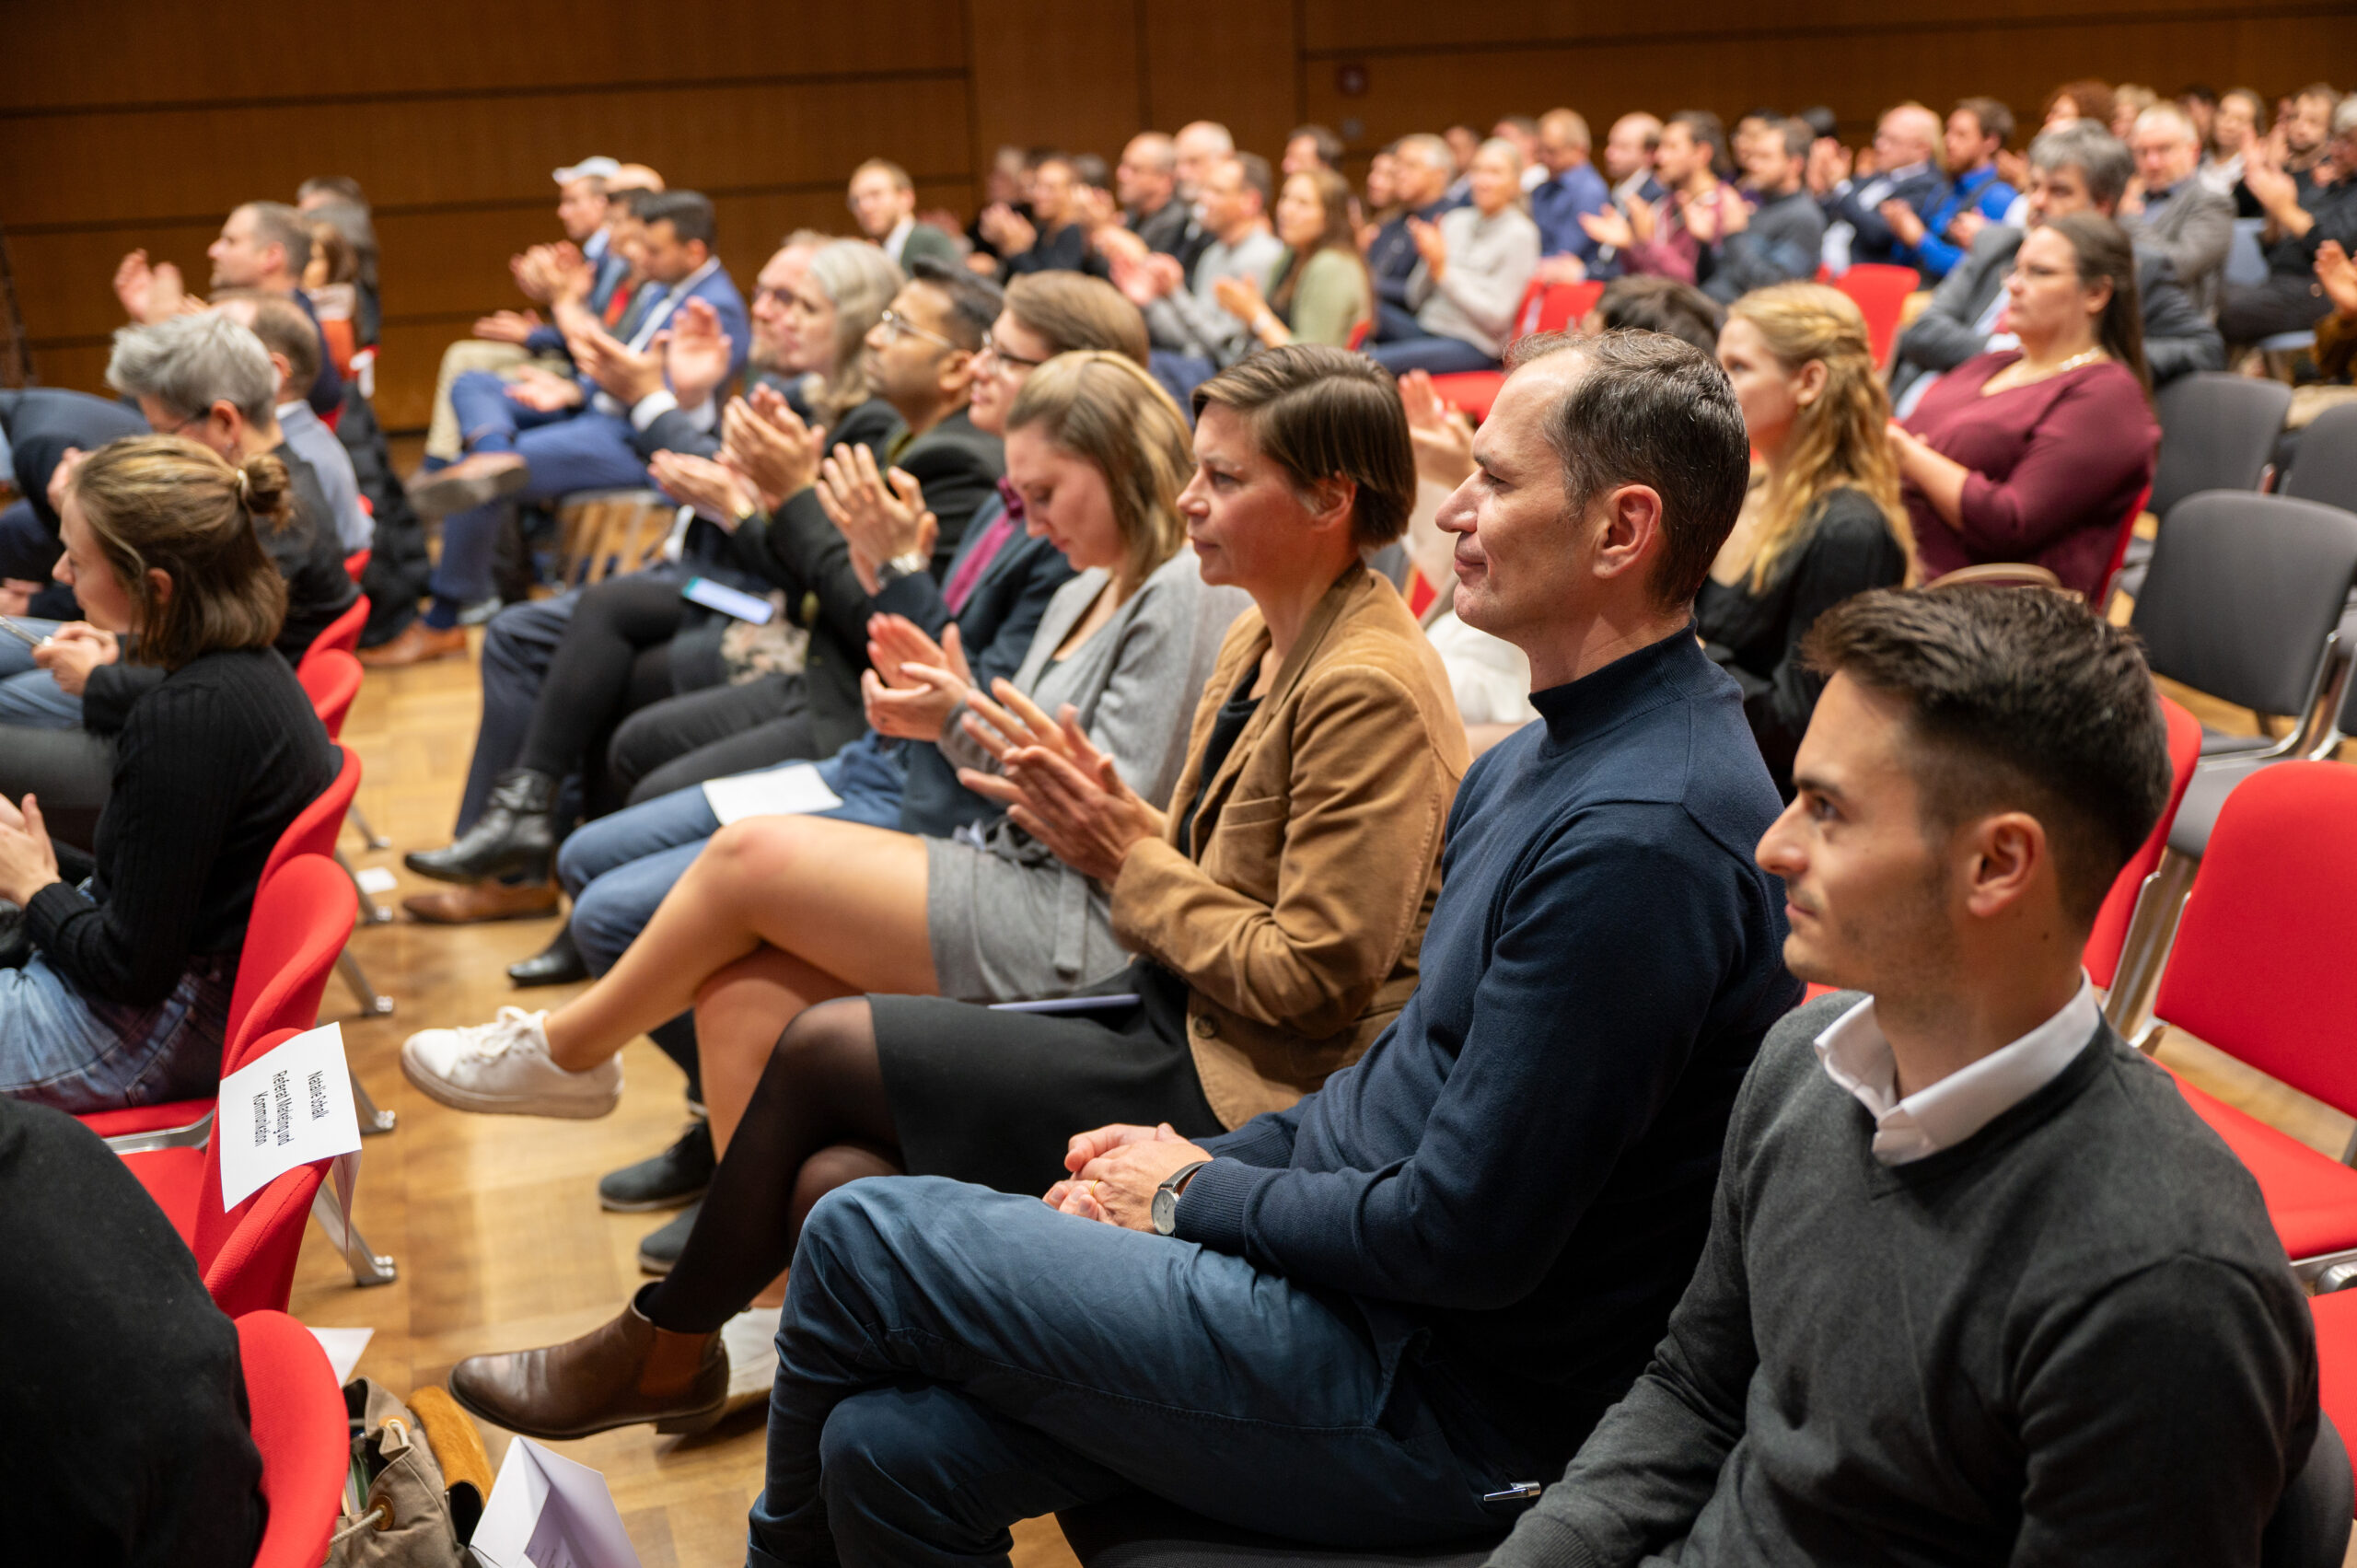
[1109,566,1469,1129]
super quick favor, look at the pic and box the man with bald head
[1172,121,1235,206]
[1603,113,1666,209]
[1822,102,1951,273]
[1115,132,1201,264]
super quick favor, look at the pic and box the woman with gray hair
[783,238,904,428]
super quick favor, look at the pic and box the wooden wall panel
[1137,0,1299,160]
[967,0,1144,162]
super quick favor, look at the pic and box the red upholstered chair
[2314,1292,2357,1496]
[343,548,371,581]
[296,650,362,742]
[304,595,370,664]
[1345,318,1373,352]
[236,1308,349,1568]
[2142,762,2357,1288]
[1833,262,1918,367]
[2096,482,2154,610]
[1425,278,1605,422]
[2084,693,2201,991]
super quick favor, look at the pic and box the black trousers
[2220,273,2332,349]
[607,673,816,806]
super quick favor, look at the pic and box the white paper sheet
[702,762,843,826]
[307,1325,373,1383]
[354,865,399,894]
[215,1023,364,1208]
[471,1436,644,1568]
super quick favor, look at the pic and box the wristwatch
[874,548,928,588]
[1151,1159,1214,1237]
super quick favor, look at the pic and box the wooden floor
[285,635,1082,1568]
[287,625,2356,1567]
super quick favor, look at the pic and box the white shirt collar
[1814,978,2100,1165]
[885,215,916,260]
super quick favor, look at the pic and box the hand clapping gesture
[663,297,735,412]
[1580,203,1636,252]
[860,617,973,739]
[954,684,1167,884]
[573,321,668,406]
[816,445,936,590]
[647,450,759,527]
[1397,369,1476,489]
[113,250,190,324]
[1407,215,1449,279]
[474,308,543,344]
[1043,1121,1213,1231]
[719,390,825,511]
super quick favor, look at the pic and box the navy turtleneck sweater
[1178,626,1799,1467]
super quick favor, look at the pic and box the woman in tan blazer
[444,343,1470,1443]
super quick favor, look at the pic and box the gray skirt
[923,831,1131,1002]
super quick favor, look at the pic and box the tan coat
[1109,567,1469,1129]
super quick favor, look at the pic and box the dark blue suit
[434,261,749,607]
[1529,161,1613,267]
[1823,161,1950,270]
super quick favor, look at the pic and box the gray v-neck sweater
[1493,993,2316,1568]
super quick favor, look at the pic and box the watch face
[1151,1187,1178,1236]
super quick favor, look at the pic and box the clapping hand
[474,308,543,344]
[978,203,1038,256]
[1876,197,1926,248]
[815,445,934,590]
[955,685,1167,883]
[648,449,758,526]
[1213,273,1268,326]
[0,791,60,909]
[663,298,736,412]
[860,618,972,739]
[1407,215,1449,277]
[504,367,584,412]
[1580,203,1636,251]
[113,250,188,324]
[720,392,824,511]
[1946,208,1988,248]
[1397,369,1476,488]
[574,321,668,406]
[1043,1122,1212,1231]
[31,622,117,699]
[2317,241,2357,318]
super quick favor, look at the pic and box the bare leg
[540,814,937,1071]
[694,947,860,1156]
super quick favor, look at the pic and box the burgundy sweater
[1902,352,2158,598]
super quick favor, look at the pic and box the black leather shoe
[599,1121,714,1213]
[405,769,560,885]
[637,1199,702,1274]
[509,925,590,988]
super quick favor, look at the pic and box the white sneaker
[722,1307,780,1410]
[400,1006,621,1119]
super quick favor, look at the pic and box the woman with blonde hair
[1699,281,1911,792]
[403,351,1248,1136]
[0,436,336,1108]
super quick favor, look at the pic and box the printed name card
[215,1022,365,1208]
[702,761,844,826]
[471,1436,644,1568]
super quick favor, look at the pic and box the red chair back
[296,649,362,741]
[226,854,358,1068]
[236,1308,348,1568]
[1834,262,1918,367]
[2152,762,2357,1112]
[1345,318,1373,352]
[261,747,359,889]
[1531,279,1604,334]
[343,547,371,581]
[203,1159,327,1318]
[2084,692,2201,988]
[2097,482,2154,606]
[304,595,369,665]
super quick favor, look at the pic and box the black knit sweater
[25,646,336,1006]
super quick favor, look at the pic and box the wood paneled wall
[2,0,2337,428]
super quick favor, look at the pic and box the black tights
[517,575,683,788]
[642,999,900,1335]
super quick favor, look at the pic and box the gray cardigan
[1408,205,1542,357]
[941,549,1250,976]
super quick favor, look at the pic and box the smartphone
[0,615,47,649]
[680,575,774,625]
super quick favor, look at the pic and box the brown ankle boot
[447,1287,726,1440]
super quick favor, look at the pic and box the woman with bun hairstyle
[0,436,337,1109]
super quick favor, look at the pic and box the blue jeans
[753,1177,1536,1567]
[1366,335,1501,374]
[0,942,234,1112]
[436,373,653,604]
[0,620,81,728]
[557,740,911,976]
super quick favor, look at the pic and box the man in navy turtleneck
[746,330,1799,1566]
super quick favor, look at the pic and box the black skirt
[872,959,1225,1199]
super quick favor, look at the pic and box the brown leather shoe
[359,619,468,668]
[405,451,530,518]
[401,880,559,923]
[448,1289,726,1440]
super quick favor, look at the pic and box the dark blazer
[1892,225,2224,401]
[1706,189,1829,303]
[628,369,802,464]
[2126,180,2235,318]
[733,404,1005,753]
[1825,163,1949,270]
[1695,488,1908,792]
[894,223,965,273]
[882,500,1078,836]
[0,389,149,533]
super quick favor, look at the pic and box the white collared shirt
[1814,979,2100,1164]
[592,256,725,418]
[884,215,916,264]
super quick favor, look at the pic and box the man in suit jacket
[1821,104,1950,273]
[0,389,148,606]
[1891,124,2223,410]
[372,192,749,664]
[2125,103,2236,317]
[848,158,963,273]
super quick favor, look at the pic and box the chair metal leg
[2101,851,2199,1049]
[310,1183,398,1286]
[351,1069,396,1134]
[338,948,394,1017]
[347,801,390,852]
[338,848,392,925]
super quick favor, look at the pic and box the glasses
[979,333,1045,374]
[876,308,960,354]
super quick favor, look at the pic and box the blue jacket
[1825,162,1951,270]
[1177,629,1800,1463]
[1530,161,1614,264]
[1910,165,2018,280]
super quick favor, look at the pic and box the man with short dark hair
[1898,97,2021,281]
[1892,122,2223,409]
[1492,585,2321,1568]
[1589,275,1723,354]
[1529,108,1615,282]
[215,291,371,552]
[1112,132,1198,262]
[1283,123,1345,175]
[736,330,1797,1564]
[372,191,748,664]
[1702,118,1828,301]
[2223,94,2357,349]
[847,158,962,273]
[111,201,343,417]
[1127,154,1283,367]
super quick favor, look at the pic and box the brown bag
[323,1379,470,1567]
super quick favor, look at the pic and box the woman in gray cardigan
[1369,138,1541,374]
[399,353,1246,1157]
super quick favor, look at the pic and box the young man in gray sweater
[1492,586,2325,1568]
